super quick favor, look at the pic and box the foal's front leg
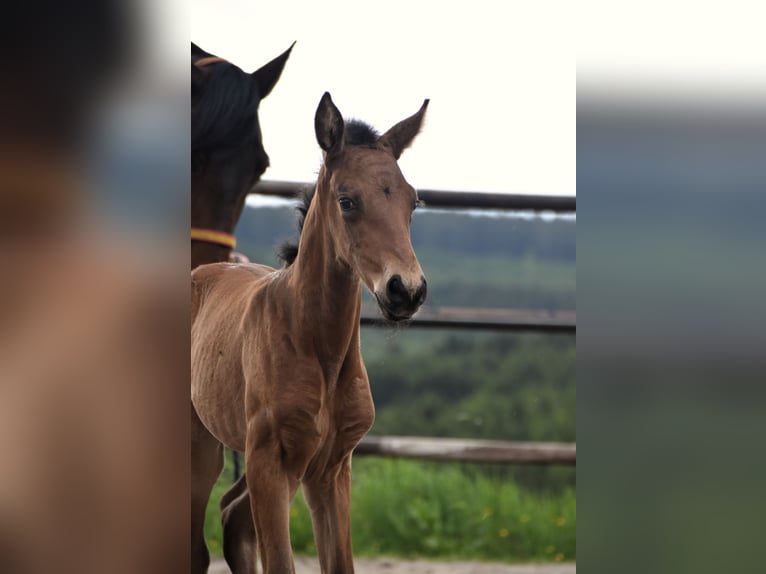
[246,440,298,574]
[302,455,355,574]
[246,401,321,574]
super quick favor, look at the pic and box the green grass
[205,456,575,562]
[203,455,229,557]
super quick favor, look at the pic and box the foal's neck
[288,175,361,365]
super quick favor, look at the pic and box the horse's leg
[246,442,298,574]
[302,455,355,574]
[191,402,224,574]
[220,473,257,574]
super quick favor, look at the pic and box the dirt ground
[209,557,575,573]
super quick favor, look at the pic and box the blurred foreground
[0,2,188,573]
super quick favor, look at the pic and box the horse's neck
[190,175,246,268]
[191,242,231,269]
[191,174,248,234]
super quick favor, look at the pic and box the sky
[191,0,764,200]
[190,1,575,197]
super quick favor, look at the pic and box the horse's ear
[379,99,429,159]
[191,43,206,95]
[315,92,345,155]
[252,42,295,99]
[192,42,207,58]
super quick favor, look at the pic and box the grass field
[205,456,575,563]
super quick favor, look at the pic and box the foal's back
[191,262,275,451]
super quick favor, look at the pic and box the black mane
[276,120,379,266]
[192,45,262,172]
[276,189,314,265]
[344,119,380,146]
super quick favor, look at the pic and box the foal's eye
[338,197,355,211]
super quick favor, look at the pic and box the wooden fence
[360,304,576,333]
[355,436,575,465]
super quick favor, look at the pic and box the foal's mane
[277,120,380,266]
[192,43,263,172]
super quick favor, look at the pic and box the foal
[191,92,428,573]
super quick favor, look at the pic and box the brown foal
[191,92,429,573]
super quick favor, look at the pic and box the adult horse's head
[314,92,428,321]
[191,42,292,234]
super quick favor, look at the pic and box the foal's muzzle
[376,275,427,321]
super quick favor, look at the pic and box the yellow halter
[191,228,236,249]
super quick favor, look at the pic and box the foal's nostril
[386,274,408,304]
[386,275,427,312]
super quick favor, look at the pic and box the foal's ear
[379,99,429,159]
[315,92,345,155]
[252,42,295,99]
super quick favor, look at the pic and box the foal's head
[191,43,292,229]
[314,92,429,321]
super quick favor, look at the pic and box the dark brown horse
[191,92,428,574]
[191,42,292,574]
[191,42,292,270]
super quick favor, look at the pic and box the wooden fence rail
[354,435,576,465]
[361,304,576,333]
[252,180,576,213]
